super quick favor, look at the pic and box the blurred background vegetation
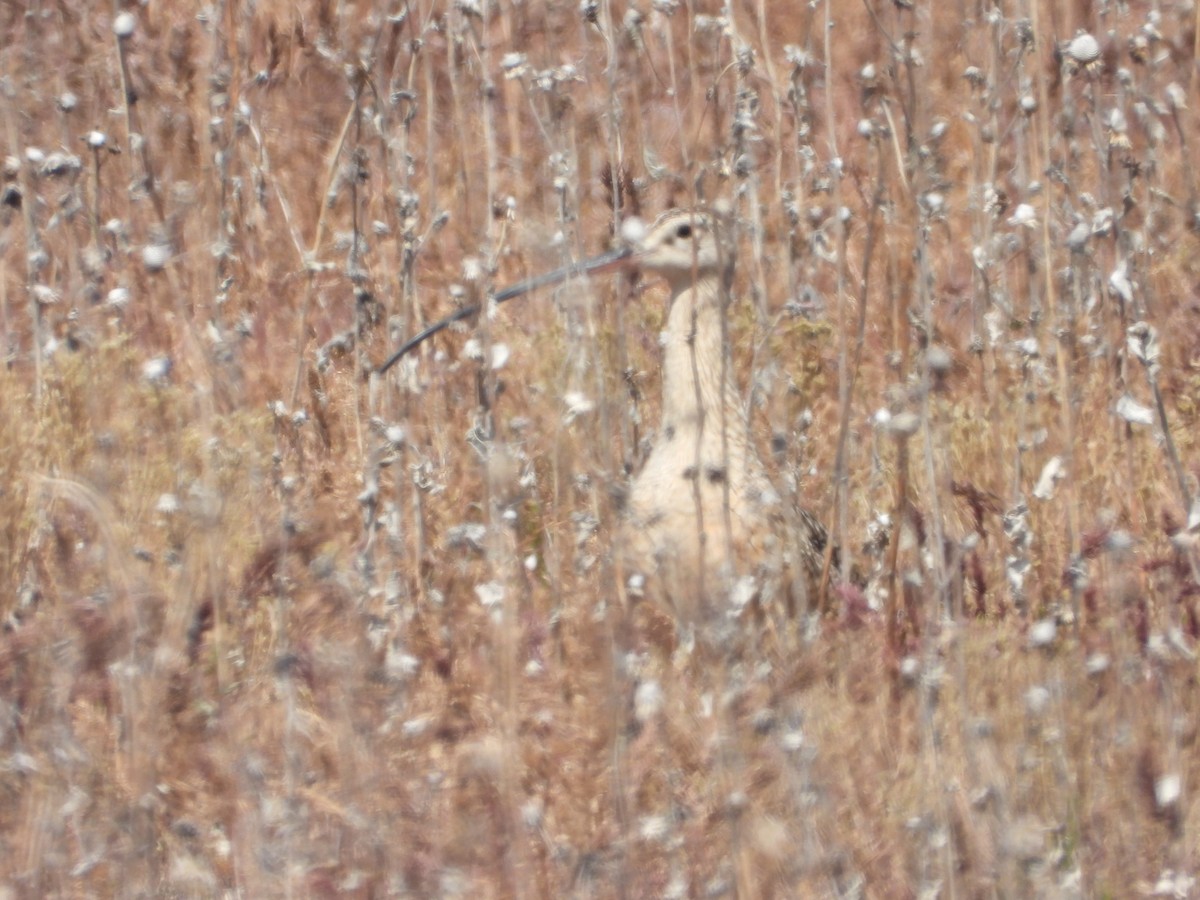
[1,1,1199,896]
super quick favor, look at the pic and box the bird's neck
[659,276,745,441]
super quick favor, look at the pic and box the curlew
[381,208,829,630]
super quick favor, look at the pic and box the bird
[380,207,830,639]
[603,209,828,634]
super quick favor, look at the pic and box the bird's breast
[620,420,775,589]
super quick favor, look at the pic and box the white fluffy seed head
[113,11,137,38]
[1029,618,1057,649]
[142,356,172,382]
[1067,32,1100,64]
[1166,82,1187,111]
[619,216,647,245]
[142,243,171,272]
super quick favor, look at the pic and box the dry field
[2,1,1200,897]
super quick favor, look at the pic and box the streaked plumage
[614,210,827,627]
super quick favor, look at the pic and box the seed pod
[1066,32,1101,65]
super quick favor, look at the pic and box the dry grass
[2,1,1200,897]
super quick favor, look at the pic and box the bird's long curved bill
[378,246,632,374]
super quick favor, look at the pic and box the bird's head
[611,208,731,291]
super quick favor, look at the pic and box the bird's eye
[675,223,692,239]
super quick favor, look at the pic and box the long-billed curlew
[381,208,829,630]
[600,209,827,628]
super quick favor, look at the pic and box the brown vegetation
[1,1,1199,896]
